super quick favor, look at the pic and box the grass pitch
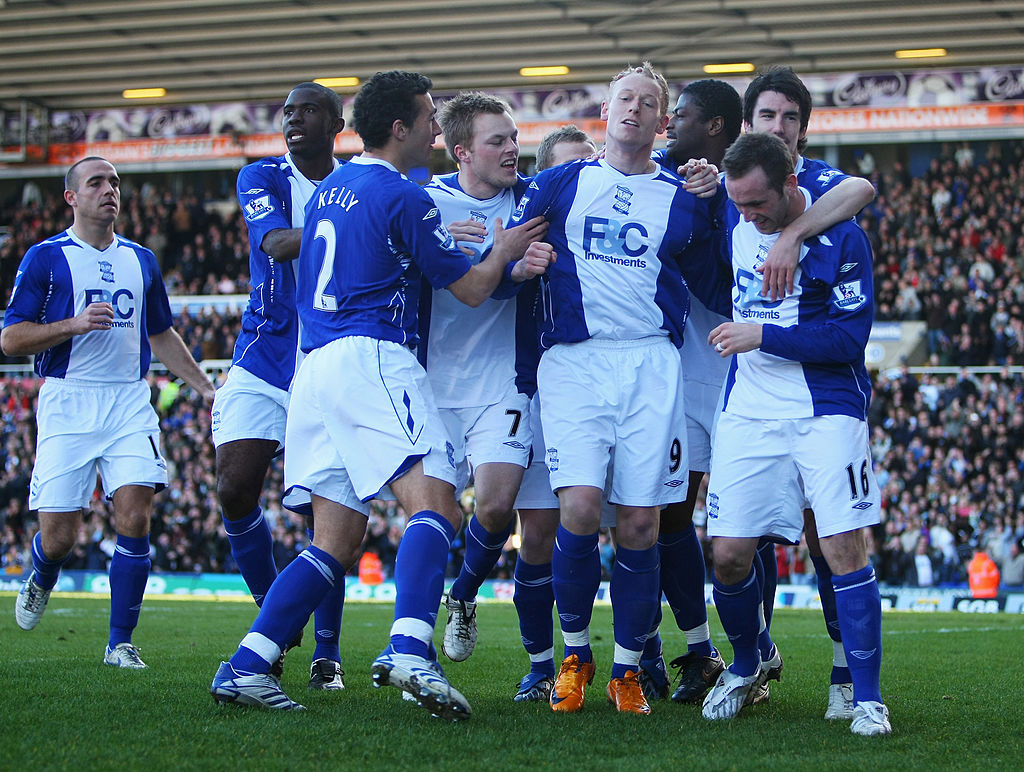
[1,594,1021,771]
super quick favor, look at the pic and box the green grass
[1,595,1022,771]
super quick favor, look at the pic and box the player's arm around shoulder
[759,175,875,301]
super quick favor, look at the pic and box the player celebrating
[212,82,346,690]
[4,157,215,668]
[210,70,548,717]
[509,62,713,716]
[741,66,876,717]
[631,79,742,704]
[419,92,547,665]
[702,132,890,737]
[507,124,597,703]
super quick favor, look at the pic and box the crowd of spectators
[862,140,1024,367]
[3,141,1024,590]
[1,178,250,308]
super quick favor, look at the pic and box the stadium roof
[1,0,1023,110]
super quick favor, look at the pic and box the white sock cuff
[684,622,711,645]
[562,627,590,648]
[613,642,642,669]
[239,632,281,666]
[390,617,434,643]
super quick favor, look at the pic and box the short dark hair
[681,79,742,144]
[722,132,793,193]
[743,65,812,153]
[535,124,594,171]
[352,70,432,150]
[289,81,344,120]
[65,156,110,191]
[437,91,513,164]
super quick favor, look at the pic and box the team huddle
[5,62,891,736]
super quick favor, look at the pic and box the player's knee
[472,498,516,532]
[217,476,258,519]
[40,530,76,561]
[712,544,754,585]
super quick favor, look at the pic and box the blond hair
[609,61,669,114]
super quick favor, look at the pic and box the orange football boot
[606,670,653,715]
[549,654,596,713]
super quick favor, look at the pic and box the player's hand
[73,302,115,334]
[196,382,217,403]
[510,241,555,281]
[447,218,487,257]
[492,216,548,263]
[708,321,762,356]
[756,229,800,300]
[680,158,720,199]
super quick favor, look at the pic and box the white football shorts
[514,393,558,510]
[684,377,725,475]
[706,412,881,543]
[439,390,532,494]
[283,336,457,515]
[30,378,166,511]
[210,364,289,450]
[538,336,688,507]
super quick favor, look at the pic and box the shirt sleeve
[3,244,53,326]
[237,161,294,255]
[398,185,472,290]
[759,226,874,364]
[141,247,174,336]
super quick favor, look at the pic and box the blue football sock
[108,533,151,649]
[659,526,714,657]
[552,526,600,663]
[449,516,513,602]
[304,523,344,663]
[513,558,555,677]
[610,545,660,679]
[833,565,883,704]
[312,569,345,663]
[223,506,277,607]
[389,511,455,659]
[754,540,777,660]
[641,605,663,661]
[712,568,761,678]
[30,531,70,591]
[811,554,851,684]
[231,545,343,674]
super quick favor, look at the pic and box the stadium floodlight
[895,48,947,59]
[122,87,166,99]
[314,77,360,88]
[520,66,570,77]
[703,63,755,74]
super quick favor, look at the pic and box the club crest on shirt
[833,280,866,310]
[98,260,115,283]
[469,210,487,224]
[612,185,633,215]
